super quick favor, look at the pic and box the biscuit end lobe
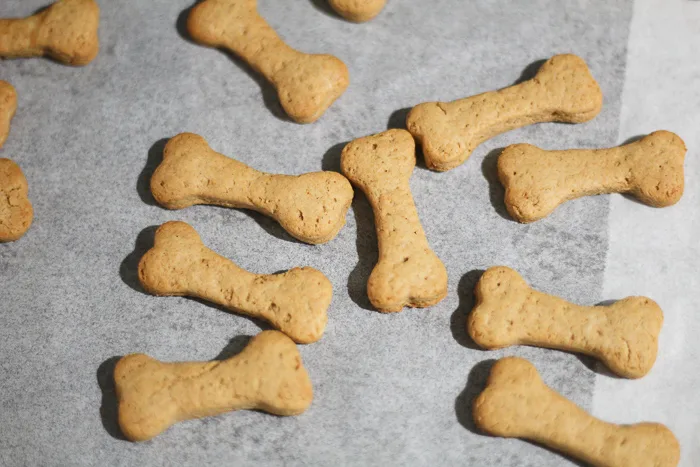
[468,266,529,348]
[40,0,101,66]
[328,0,387,22]
[150,133,211,210]
[630,130,686,207]
[472,357,538,437]
[137,221,203,296]
[497,144,550,223]
[535,54,603,123]
[274,55,350,124]
[0,159,33,242]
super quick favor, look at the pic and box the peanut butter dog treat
[341,129,448,312]
[473,357,680,467]
[115,330,313,442]
[328,0,386,22]
[0,0,100,66]
[187,0,349,123]
[498,131,686,223]
[0,81,17,148]
[406,54,603,171]
[468,266,663,378]
[0,159,33,242]
[151,133,354,245]
[138,221,332,344]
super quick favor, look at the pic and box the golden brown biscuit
[406,54,603,171]
[0,158,33,242]
[0,81,17,148]
[115,330,313,442]
[340,129,447,312]
[468,266,663,378]
[187,0,349,123]
[0,0,100,66]
[138,221,332,344]
[473,357,680,467]
[498,131,686,223]
[151,133,354,244]
[328,0,386,22]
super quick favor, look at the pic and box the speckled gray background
[0,0,632,465]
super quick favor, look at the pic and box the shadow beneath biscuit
[238,209,307,245]
[176,2,288,122]
[119,225,159,294]
[511,59,547,86]
[213,335,253,360]
[321,141,348,173]
[188,297,273,333]
[347,192,378,311]
[308,0,342,19]
[450,269,485,349]
[455,359,496,434]
[481,147,513,221]
[97,356,128,441]
[387,107,430,170]
[138,138,169,206]
[523,441,589,467]
[573,353,620,379]
[387,107,411,131]
[621,134,646,145]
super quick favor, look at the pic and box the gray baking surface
[0,1,632,465]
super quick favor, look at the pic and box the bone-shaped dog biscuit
[0,0,100,66]
[0,159,33,242]
[498,131,686,223]
[473,357,680,467]
[406,54,603,171]
[115,330,313,442]
[187,0,349,123]
[151,133,354,245]
[138,221,332,343]
[329,0,386,22]
[341,129,448,312]
[0,81,17,149]
[468,266,663,378]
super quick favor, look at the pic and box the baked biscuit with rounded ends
[115,331,313,442]
[151,133,354,244]
[187,0,349,123]
[329,0,386,22]
[468,266,663,378]
[0,0,100,66]
[406,54,603,171]
[341,129,448,312]
[0,159,33,242]
[0,81,17,148]
[498,131,686,223]
[138,221,332,343]
[474,357,680,467]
